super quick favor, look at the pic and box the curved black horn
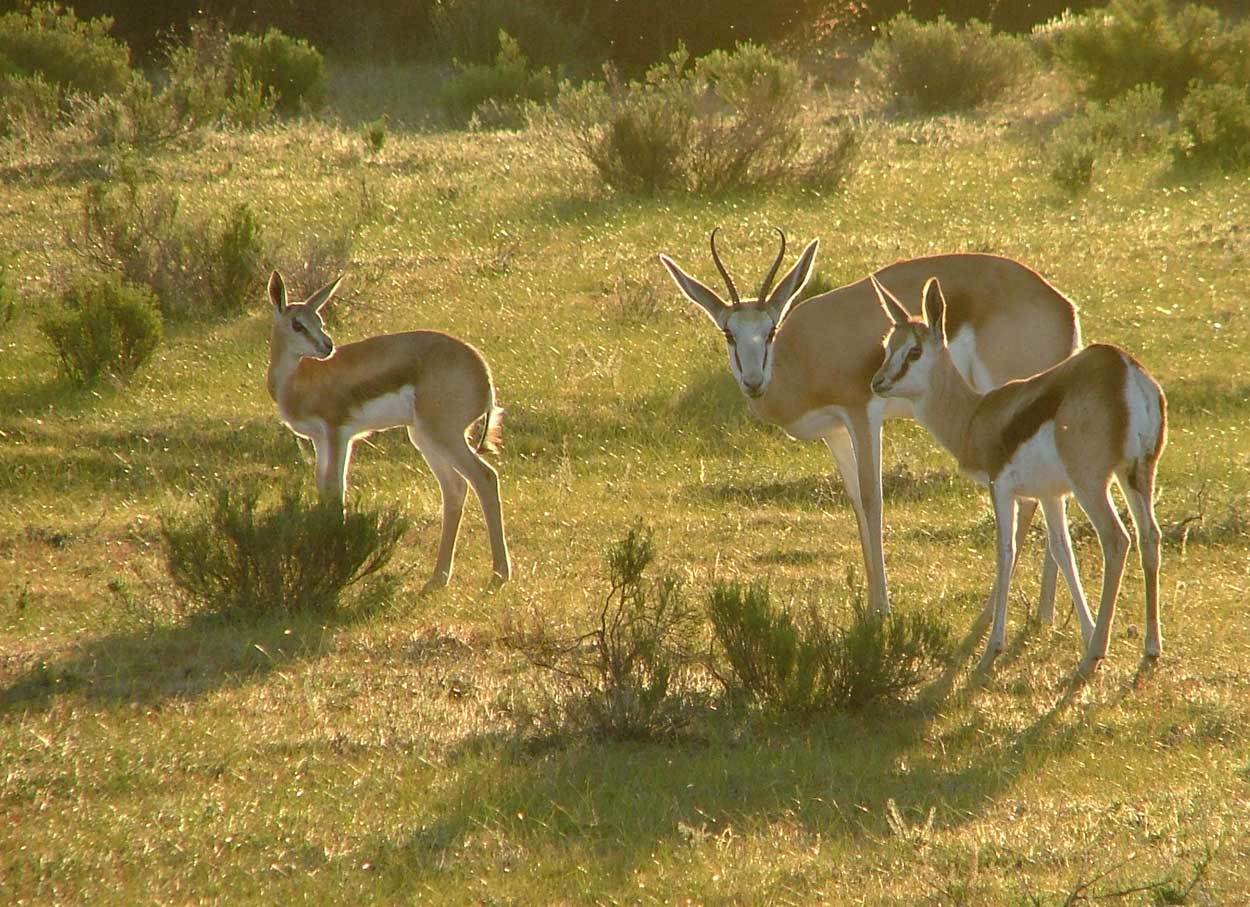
[709,228,741,305]
[757,228,787,302]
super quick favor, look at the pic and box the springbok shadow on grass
[0,593,389,715]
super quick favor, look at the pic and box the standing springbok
[265,271,511,592]
[870,275,1166,675]
[659,230,1081,616]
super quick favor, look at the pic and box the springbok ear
[307,274,345,314]
[659,254,729,327]
[766,238,819,326]
[870,274,911,326]
[922,277,948,344]
[268,270,288,315]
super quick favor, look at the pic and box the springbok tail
[475,401,505,454]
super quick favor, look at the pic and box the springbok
[265,271,511,592]
[870,275,1166,675]
[659,230,1081,616]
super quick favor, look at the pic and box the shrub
[708,579,951,713]
[504,525,702,740]
[0,71,59,138]
[1047,84,1168,191]
[38,274,162,386]
[226,28,326,115]
[430,0,589,68]
[867,14,1034,114]
[1049,132,1097,193]
[1051,0,1250,108]
[208,203,265,314]
[162,19,275,132]
[439,31,556,126]
[0,258,16,330]
[553,43,858,195]
[1173,81,1250,170]
[161,483,409,617]
[0,3,131,98]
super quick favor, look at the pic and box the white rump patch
[1123,358,1163,461]
[947,326,995,393]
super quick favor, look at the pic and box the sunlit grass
[1,67,1248,905]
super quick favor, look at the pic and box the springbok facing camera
[660,230,1081,617]
[264,271,511,592]
[870,276,1166,676]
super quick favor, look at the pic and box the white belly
[995,422,1071,498]
[344,387,416,438]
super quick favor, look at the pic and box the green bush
[163,20,275,132]
[226,28,325,115]
[439,31,556,126]
[162,483,409,617]
[1051,0,1250,108]
[0,71,59,137]
[553,43,858,195]
[708,580,951,713]
[1047,84,1168,191]
[867,14,1034,114]
[0,3,131,98]
[38,274,162,386]
[208,203,265,314]
[1174,81,1250,170]
[504,525,702,740]
[430,0,589,68]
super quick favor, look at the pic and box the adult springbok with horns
[659,230,1081,616]
[870,275,1166,675]
[265,271,511,592]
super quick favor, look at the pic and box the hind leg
[407,426,469,591]
[443,435,512,585]
[1072,480,1131,677]
[1119,464,1163,658]
[1039,495,1095,646]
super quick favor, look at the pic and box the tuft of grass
[161,482,408,617]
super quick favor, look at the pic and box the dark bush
[708,580,951,713]
[504,525,702,740]
[438,31,556,126]
[208,203,266,314]
[0,71,60,138]
[162,483,409,617]
[226,27,326,115]
[1173,81,1250,170]
[430,0,589,68]
[867,14,1034,113]
[1051,0,1250,108]
[553,43,858,195]
[38,273,162,386]
[0,3,131,98]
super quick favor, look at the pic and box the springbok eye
[906,346,922,362]
[723,330,736,346]
[293,321,306,335]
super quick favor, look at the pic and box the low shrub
[1051,0,1250,108]
[867,14,1034,114]
[71,171,270,318]
[0,72,60,138]
[0,3,131,98]
[162,20,275,132]
[1173,81,1250,171]
[1047,84,1168,191]
[0,258,16,330]
[226,28,326,115]
[161,483,409,617]
[430,0,589,68]
[552,42,858,195]
[504,525,702,740]
[38,273,162,386]
[708,579,951,713]
[439,31,556,126]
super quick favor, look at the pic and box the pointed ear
[268,270,288,315]
[307,275,345,314]
[870,274,911,325]
[766,238,819,326]
[659,253,729,327]
[922,277,948,344]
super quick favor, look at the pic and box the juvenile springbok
[660,230,1081,616]
[870,275,1166,675]
[265,271,511,592]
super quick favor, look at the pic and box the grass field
[1,61,1248,905]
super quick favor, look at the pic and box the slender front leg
[826,413,889,616]
[311,430,351,514]
[1039,496,1095,646]
[978,484,1019,673]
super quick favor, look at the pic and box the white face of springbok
[870,275,948,402]
[660,229,819,399]
[268,270,341,361]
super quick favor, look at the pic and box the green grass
[1,63,1249,904]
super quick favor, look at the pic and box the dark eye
[293,321,306,335]
[723,330,736,346]
[906,347,922,362]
